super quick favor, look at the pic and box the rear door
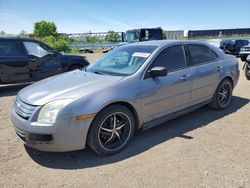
[186,44,222,106]
[140,45,193,123]
[22,40,62,80]
[0,39,31,84]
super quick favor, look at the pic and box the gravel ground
[0,56,249,188]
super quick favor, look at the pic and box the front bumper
[10,106,93,152]
[239,51,250,55]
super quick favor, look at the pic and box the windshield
[125,31,139,42]
[86,45,157,76]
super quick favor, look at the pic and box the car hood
[18,70,123,106]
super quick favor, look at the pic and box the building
[188,28,250,38]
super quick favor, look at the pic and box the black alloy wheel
[209,79,233,110]
[88,105,135,156]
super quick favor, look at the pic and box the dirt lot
[0,56,249,188]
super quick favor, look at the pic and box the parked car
[79,48,94,53]
[239,44,250,61]
[10,40,239,155]
[0,37,89,84]
[227,39,249,56]
[219,39,234,53]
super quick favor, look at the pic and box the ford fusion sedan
[0,37,89,84]
[10,40,239,155]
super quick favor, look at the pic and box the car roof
[0,36,34,41]
[126,40,215,47]
[125,39,227,58]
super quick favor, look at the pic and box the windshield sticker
[132,52,151,58]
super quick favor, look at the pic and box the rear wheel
[241,55,247,62]
[245,64,250,80]
[87,105,135,156]
[209,79,233,110]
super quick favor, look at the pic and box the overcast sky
[1,0,250,34]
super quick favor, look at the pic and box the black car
[228,39,249,56]
[219,39,234,53]
[220,39,249,56]
[0,37,89,84]
[230,39,249,55]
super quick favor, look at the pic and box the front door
[140,45,193,123]
[22,41,62,81]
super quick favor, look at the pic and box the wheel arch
[220,75,234,88]
[94,101,140,130]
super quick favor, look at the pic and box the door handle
[216,66,222,72]
[180,75,191,81]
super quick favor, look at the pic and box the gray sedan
[10,40,239,155]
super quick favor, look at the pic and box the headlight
[37,99,71,124]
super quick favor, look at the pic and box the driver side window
[23,41,49,58]
[152,45,187,72]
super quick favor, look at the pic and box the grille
[243,47,250,51]
[15,97,37,120]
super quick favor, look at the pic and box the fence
[69,42,120,50]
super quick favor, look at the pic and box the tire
[208,79,233,110]
[87,105,135,156]
[241,56,247,62]
[245,65,250,80]
[68,64,82,71]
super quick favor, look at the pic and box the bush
[105,31,121,42]
[41,36,70,52]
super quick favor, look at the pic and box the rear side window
[187,44,215,66]
[211,50,219,60]
[152,45,186,71]
[0,40,23,57]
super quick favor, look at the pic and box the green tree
[85,36,100,43]
[83,31,102,43]
[105,31,121,42]
[0,31,6,35]
[33,20,57,38]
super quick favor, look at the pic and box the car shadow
[26,96,249,169]
[0,83,31,97]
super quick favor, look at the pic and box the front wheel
[87,105,135,156]
[209,79,233,110]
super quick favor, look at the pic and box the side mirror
[147,66,167,78]
[246,55,250,63]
